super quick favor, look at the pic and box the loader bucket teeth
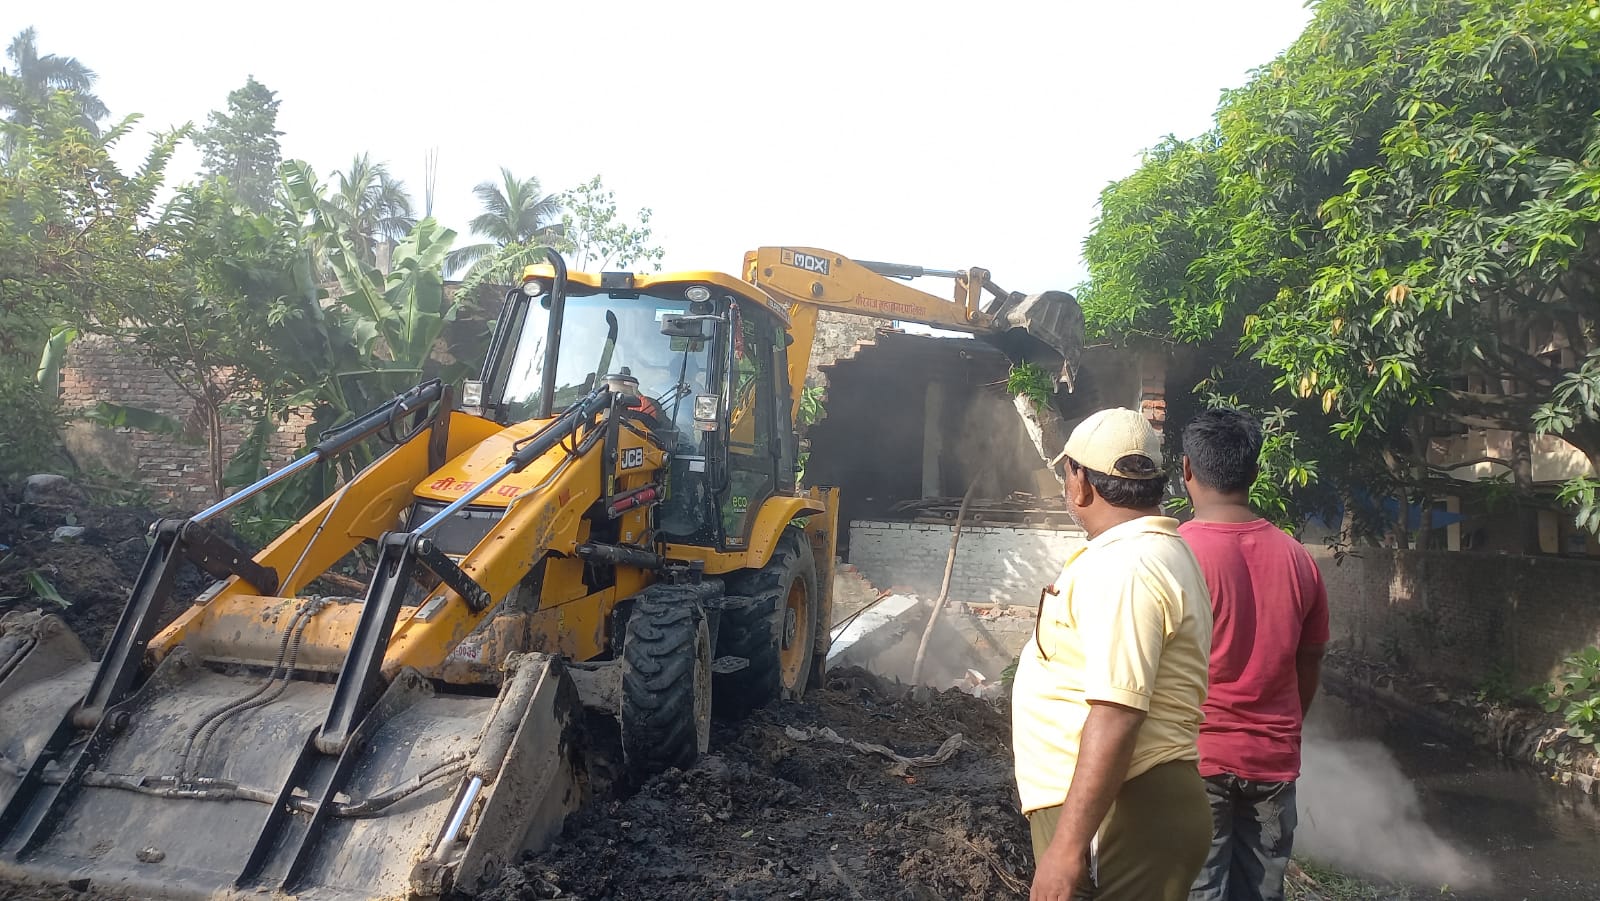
[990,290,1087,393]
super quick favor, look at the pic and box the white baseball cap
[1049,408,1164,479]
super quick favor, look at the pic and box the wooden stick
[910,470,982,686]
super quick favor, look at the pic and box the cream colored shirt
[1012,515,1212,814]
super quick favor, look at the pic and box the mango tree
[1083,0,1600,543]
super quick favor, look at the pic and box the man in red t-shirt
[1179,408,1329,901]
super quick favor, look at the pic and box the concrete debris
[51,526,87,543]
[23,473,83,506]
[952,669,1006,701]
[827,593,920,661]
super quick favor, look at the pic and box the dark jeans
[1187,774,1297,901]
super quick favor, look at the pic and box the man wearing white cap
[1013,408,1214,900]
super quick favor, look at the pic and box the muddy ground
[481,669,1031,901]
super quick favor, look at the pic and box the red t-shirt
[1179,518,1329,782]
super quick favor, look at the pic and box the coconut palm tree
[326,153,416,270]
[0,28,108,133]
[445,167,564,277]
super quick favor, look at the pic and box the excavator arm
[741,246,1085,410]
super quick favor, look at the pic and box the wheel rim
[778,578,811,690]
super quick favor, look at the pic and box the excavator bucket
[989,289,1087,393]
[0,610,584,901]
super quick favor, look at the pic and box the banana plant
[222,161,466,528]
[35,325,77,393]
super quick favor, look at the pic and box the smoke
[1296,722,1490,890]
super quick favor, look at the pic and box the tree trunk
[206,401,225,504]
[1511,429,1539,553]
[1392,490,1410,550]
[1411,415,1433,549]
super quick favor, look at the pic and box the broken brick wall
[848,520,1087,605]
[805,310,888,388]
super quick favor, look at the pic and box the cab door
[719,304,787,548]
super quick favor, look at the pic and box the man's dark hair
[1068,457,1167,509]
[1182,407,1264,494]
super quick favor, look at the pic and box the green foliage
[23,570,69,608]
[321,153,416,270]
[798,385,826,429]
[795,385,827,485]
[281,159,459,377]
[0,27,107,140]
[35,325,76,392]
[1556,475,1600,536]
[196,76,282,213]
[1472,663,1521,705]
[1006,363,1053,412]
[84,402,197,442]
[1249,407,1318,529]
[558,175,665,272]
[1288,858,1421,900]
[1538,646,1600,753]
[0,67,179,484]
[0,372,66,480]
[78,169,306,501]
[77,467,158,510]
[218,160,466,527]
[1083,0,1600,535]
[227,507,302,553]
[445,167,563,280]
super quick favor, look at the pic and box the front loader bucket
[0,620,585,901]
[989,289,1086,393]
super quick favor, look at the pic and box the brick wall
[1138,348,1168,433]
[58,335,311,505]
[805,310,887,388]
[1313,546,1600,687]
[848,520,1086,605]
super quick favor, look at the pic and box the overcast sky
[7,1,1313,295]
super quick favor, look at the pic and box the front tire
[620,593,711,776]
[714,528,819,718]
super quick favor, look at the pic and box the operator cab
[472,268,797,551]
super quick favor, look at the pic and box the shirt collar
[1088,515,1180,547]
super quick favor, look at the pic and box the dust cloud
[946,383,1055,501]
[849,605,997,690]
[1296,723,1490,891]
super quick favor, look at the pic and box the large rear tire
[620,593,711,776]
[714,528,818,719]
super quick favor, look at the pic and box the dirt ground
[480,667,1031,901]
[0,482,212,655]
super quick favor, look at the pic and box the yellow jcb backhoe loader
[0,247,1081,900]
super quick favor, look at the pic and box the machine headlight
[694,394,719,424]
[461,379,483,408]
[521,279,545,298]
[685,285,711,303]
